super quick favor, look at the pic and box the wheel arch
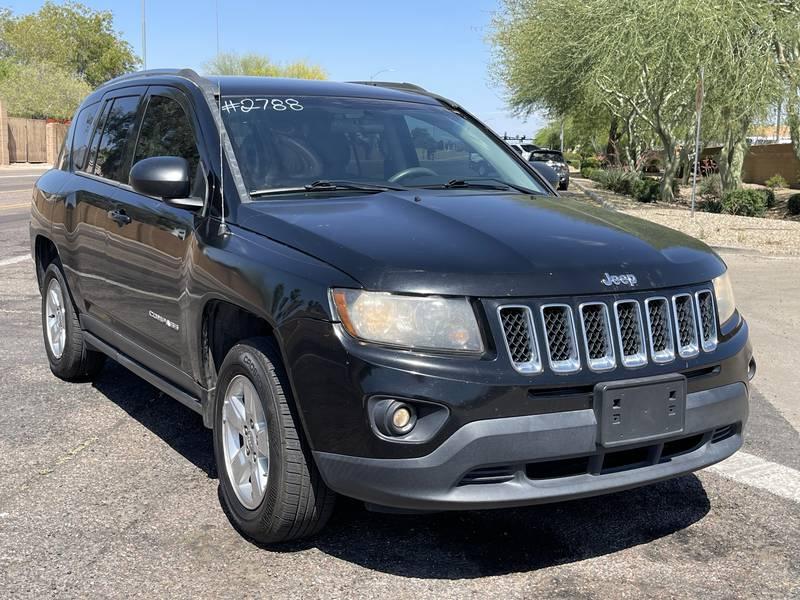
[34,234,60,291]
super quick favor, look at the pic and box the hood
[236,191,725,298]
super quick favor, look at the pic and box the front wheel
[41,263,105,381]
[213,338,335,544]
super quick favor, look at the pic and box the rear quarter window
[70,102,100,171]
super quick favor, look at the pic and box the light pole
[141,0,147,69]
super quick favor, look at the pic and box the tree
[492,0,781,201]
[0,1,138,87]
[772,2,800,165]
[204,52,327,80]
[0,61,91,119]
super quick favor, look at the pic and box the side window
[70,102,100,171]
[134,95,203,198]
[92,95,141,183]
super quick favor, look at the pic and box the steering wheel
[388,166,439,183]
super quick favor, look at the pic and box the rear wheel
[41,263,105,381]
[213,337,335,543]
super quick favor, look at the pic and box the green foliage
[699,174,722,199]
[491,0,781,203]
[580,166,603,180]
[563,151,581,169]
[0,61,91,119]
[721,190,767,217]
[0,1,138,87]
[579,156,601,177]
[765,173,788,189]
[597,168,638,195]
[763,188,776,209]
[787,194,800,215]
[633,178,661,203]
[701,199,723,213]
[204,52,327,80]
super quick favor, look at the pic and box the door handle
[107,209,131,226]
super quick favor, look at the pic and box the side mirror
[531,162,560,189]
[129,156,202,208]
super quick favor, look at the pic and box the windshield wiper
[418,178,537,194]
[250,180,407,197]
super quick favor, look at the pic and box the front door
[102,87,207,376]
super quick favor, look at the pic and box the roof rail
[99,68,211,90]
[347,80,464,112]
[348,80,430,94]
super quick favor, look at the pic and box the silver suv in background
[530,149,570,190]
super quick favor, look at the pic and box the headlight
[712,271,736,325]
[331,289,484,353]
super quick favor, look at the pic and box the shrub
[788,194,800,215]
[564,151,581,170]
[701,199,723,213]
[699,173,722,199]
[580,166,603,179]
[632,177,660,203]
[598,168,638,195]
[581,156,601,170]
[720,189,767,217]
[585,168,604,181]
[765,174,788,189]
[763,188,776,209]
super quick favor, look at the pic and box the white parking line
[709,451,800,503]
[0,255,30,267]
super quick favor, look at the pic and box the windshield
[219,95,547,196]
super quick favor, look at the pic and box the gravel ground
[572,178,800,256]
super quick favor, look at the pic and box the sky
[5,0,545,140]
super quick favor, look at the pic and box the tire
[213,337,335,544]
[41,263,105,381]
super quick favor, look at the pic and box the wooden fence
[0,99,69,165]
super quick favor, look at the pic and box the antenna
[217,80,229,236]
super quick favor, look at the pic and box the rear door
[101,86,207,375]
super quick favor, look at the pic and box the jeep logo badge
[601,272,638,287]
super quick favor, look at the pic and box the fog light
[375,400,417,437]
[392,406,412,430]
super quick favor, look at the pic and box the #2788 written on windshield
[221,98,304,113]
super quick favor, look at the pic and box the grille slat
[645,297,675,363]
[498,306,541,373]
[696,290,718,352]
[579,303,615,371]
[673,294,700,358]
[541,304,580,373]
[614,301,647,367]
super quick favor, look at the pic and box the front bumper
[314,381,748,510]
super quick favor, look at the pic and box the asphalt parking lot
[1,172,799,598]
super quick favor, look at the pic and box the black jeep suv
[31,69,753,543]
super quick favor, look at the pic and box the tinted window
[92,95,140,182]
[133,95,203,198]
[70,102,100,171]
[531,151,564,162]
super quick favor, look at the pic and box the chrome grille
[673,294,699,358]
[645,297,675,363]
[579,303,615,371]
[497,287,718,374]
[498,306,541,373]
[696,290,718,352]
[614,300,647,367]
[541,304,580,373]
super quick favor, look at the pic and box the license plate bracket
[595,374,687,448]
